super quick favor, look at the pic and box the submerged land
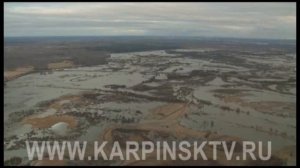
[4,36,296,166]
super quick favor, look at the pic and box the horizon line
[4,35,296,41]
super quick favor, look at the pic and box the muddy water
[4,49,296,164]
[4,64,151,121]
[180,104,295,150]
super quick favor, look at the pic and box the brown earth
[216,93,295,117]
[22,115,77,129]
[31,159,68,166]
[47,60,75,70]
[94,102,283,166]
[4,66,34,82]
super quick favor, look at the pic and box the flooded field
[4,48,296,165]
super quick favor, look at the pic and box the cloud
[4,2,296,39]
[277,15,296,24]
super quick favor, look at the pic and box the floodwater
[4,49,296,165]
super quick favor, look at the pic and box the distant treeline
[4,36,295,70]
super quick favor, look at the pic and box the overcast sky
[4,2,296,39]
